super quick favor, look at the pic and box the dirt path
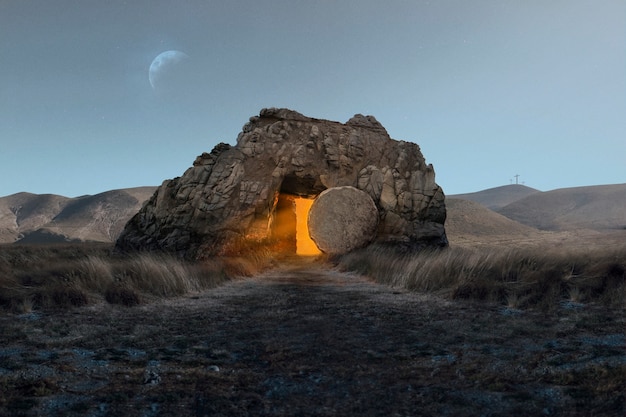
[1,261,624,416]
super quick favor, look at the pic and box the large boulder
[308,186,378,255]
[116,108,447,258]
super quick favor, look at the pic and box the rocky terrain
[1,260,623,416]
[117,108,448,258]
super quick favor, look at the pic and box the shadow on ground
[0,258,624,416]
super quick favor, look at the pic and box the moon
[148,50,190,92]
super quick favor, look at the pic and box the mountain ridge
[0,187,156,244]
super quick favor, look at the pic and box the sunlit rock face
[116,108,447,258]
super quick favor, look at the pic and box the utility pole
[513,174,520,185]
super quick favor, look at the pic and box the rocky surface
[308,186,379,255]
[116,108,447,258]
[0,262,623,416]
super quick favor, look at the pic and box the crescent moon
[148,50,190,91]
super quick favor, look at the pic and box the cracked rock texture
[116,108,447,258]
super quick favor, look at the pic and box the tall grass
[0,244,272,312]
[339,244,625,310]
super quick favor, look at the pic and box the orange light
[294,197,321,256]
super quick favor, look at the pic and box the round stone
[308,186,379,255]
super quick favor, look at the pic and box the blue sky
[1,0,624,197]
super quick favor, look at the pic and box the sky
[1,0,624,197]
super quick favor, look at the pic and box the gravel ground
[0,260,624,416]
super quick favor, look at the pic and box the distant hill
[497,184,626,231]
[444,198,547,246]
[449,184,540,210]
[0,187,156,244]
[0,193,71,243]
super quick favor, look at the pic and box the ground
[0,259,624,416]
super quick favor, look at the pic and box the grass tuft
[104,283,142,306]
[339,243,625,309]
[0,243,273,311]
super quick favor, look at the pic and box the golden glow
[294,197,321,256]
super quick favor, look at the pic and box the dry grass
[0,243,623,415]
[338,243,626,310]
[0,243,273,312]
[1,239,624,313]
[0,264,623,416]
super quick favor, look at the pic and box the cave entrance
[271,173,325,256]
[294,197,320,256]
[272,194,321,256]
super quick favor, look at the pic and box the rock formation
[308,186,379,255]
[116,108,447,258]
